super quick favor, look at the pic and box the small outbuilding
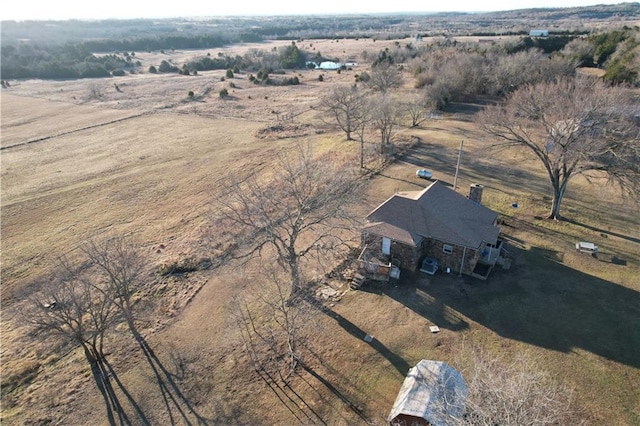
[388,360,467,426]
[529,29,549,37]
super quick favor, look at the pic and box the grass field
[1,40,639,425]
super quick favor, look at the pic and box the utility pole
[453,140,463,192]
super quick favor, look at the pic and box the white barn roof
[388,360,467,425]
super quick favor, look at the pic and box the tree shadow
[321,307,410,376]
[300,363,370,423]
[385,243,640,369]
[133,333,210,425]
[254,365,326,425]
[373,274,470,334]
[563,217,640,244]
[395,137,550,198]
[397,142,455,169]
[375,172,425,188]
[103,358,151,425]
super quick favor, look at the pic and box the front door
[382,237,391,255]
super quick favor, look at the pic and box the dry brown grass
[2,40,639,425]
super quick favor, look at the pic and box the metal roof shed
[388,360,467,426]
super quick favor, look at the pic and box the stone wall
[362,232,482,274]
[421,238,479,275]
[361,233,420,270]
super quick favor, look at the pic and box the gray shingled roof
[388,360,468,425]
[363,181,499,248]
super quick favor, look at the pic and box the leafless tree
[25,259,125,425]
[462,351,579,425]
[369,62,403,93]
[560,38,596,67]
[234,269,321,381]
[88,84,104,100]
[402,92,436,128]
[371,94,402,153]
[82,236,145,342]
[477,76,640,219]
[323,85,369,141]
[83,237,207,424]
[215,143,362,300]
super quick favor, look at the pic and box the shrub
[148,65,158,73]
[355,71,370,83]
[229,82,236,88]
[158,60,178,73]
[219,88,229,98]
[188,90,194,97]
[226,69,234,78]
[318,74,324,82]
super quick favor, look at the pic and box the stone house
[361,181,502,279]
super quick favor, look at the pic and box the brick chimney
[469,184,484,204]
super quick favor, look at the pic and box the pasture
[1,40,639,425]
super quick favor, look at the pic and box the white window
[443,244,453,254]
[382,237,391,255]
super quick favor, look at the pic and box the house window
[443,244,453,254]
[382,237,391,255]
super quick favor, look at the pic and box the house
[388,360,467,426]
[361,181,502,279]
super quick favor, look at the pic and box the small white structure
[529,30,549,37]
[306,60,354,70]
[576,241,598,255]
[388,360,467,426]
[319,61,341,70]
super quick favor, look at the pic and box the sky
[2,0,627,21]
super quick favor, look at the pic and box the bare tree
[83,237,207,425]
[477,77,640,219]
[402,92,436,128]
[371,94,402,153]
[216,143,362,300]
[82,236,145,342]
[323,85,369,141]
[560,38,596,67]
[235,269,320,381]
[25,259,125,425]
[462,351,578,425]
[369,62,403,93]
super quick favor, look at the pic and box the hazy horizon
[3,0,629,21]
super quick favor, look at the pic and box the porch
[357,245,400,282]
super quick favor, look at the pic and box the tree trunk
[289,258,301,302]
[548,179,568,220]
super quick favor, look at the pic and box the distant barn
[529,29,549,37]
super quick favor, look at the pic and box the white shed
[529,30,549,37]
[388,360,467,426]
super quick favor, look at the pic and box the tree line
[2,29,636,84]
[323,38,639,219]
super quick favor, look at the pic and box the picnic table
[575,241,598,254]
